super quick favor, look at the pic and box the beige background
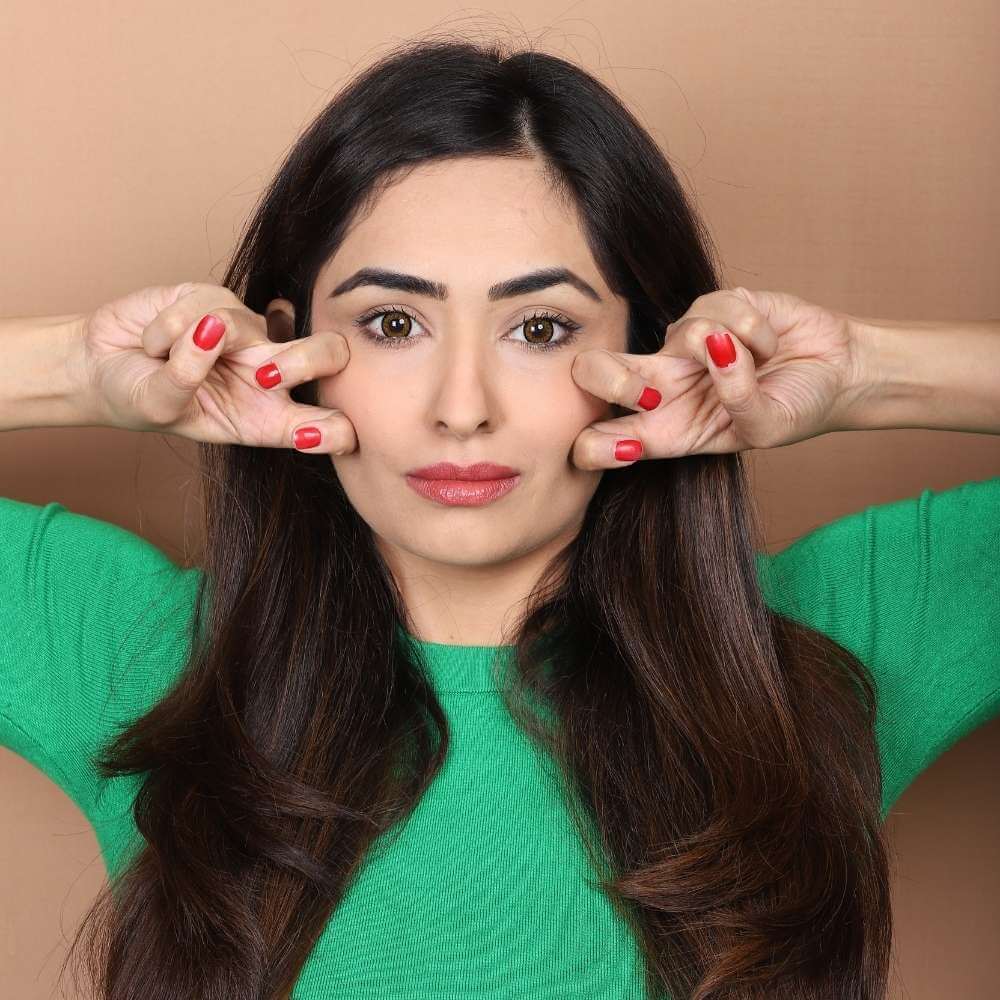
[2,1,998,996]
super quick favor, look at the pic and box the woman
[1,37,998,1000]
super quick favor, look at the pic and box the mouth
[406,461,520,481]
[404,462,522,508]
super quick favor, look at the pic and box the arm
[759,476,1000,818]
[846,316,1000,434]
[0,495,200,828]
[0,313,98,430]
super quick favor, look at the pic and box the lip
[407,461,520,481]
[405,473,522,507]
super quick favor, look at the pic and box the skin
[275,155,631,646]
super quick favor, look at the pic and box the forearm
[0,314,99,430]
[845,316,1000,434]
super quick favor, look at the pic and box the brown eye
[522,315,555,346]
[380,310,412,339]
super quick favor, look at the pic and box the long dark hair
[65,35,892,999]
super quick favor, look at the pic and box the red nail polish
[193,314,225,351]
[637,386,661,410]
[294,426,321,449]
[615,439,642,462]
[706,332,736,368]
[256,363,282,389]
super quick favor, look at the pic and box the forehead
[319,156,606,295]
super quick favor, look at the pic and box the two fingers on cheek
[249,330,357,456]
[283,333,741,464]
[576,323,746,470]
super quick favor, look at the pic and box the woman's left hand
[570,287,873,468]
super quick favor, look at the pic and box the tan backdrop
[1,2,998,997]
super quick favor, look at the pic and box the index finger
[141,284,266,358]
[570,348,663,413]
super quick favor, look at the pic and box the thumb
[704,331,786,448]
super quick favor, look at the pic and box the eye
[353,306,583,353]
[509,310,583,352]
[353,305,422,348]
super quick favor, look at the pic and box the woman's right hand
[78,281,356,455]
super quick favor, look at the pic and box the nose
[424,341,498,439]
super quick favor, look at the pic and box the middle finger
[254,330,352,391]
[570,348,663,413]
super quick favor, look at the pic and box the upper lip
[407,461,520,481]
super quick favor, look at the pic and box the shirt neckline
[396,624,515,693]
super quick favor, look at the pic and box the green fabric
[2,476,998,998]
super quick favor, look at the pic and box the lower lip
[405,474,521,507]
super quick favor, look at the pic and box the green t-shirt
[2,477,998,998]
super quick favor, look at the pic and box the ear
[265,297,296,344]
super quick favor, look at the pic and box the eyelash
[352,305,583,353]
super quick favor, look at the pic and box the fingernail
[193,314,225,351]
[255,362,282,389]
[615,439,643,462]
[705,332,736,368]
[637,386,661,410]
[294,426,322,450]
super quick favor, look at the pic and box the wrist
[0,313,99,431]
[838,315,1000,433]
[62,314,108,428]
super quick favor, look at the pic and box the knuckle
[685,319,715,353]
[685,315,716,334]
[164,312,192,342]
[611,367,634,403]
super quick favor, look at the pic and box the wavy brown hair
[65,34,892,1000]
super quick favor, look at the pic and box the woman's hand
[570,287,873,468]
[78,282,357,455]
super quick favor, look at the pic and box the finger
[253,329,351,392]
[662,287,779,367]
[570,348,663,413]
[700,330,789,448]
[138,311,256,424]
[141,284,262,359]
[284,406,359,456]
[570,427,645,471]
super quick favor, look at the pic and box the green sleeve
[756,476,1000,819]
[0,498,199,818]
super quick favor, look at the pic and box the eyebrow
[327,266,603,304]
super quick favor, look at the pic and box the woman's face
[308,155,630,624]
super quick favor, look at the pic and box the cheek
[317,372,402,452]
[529,384,605,447]
[315,365,609,447]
